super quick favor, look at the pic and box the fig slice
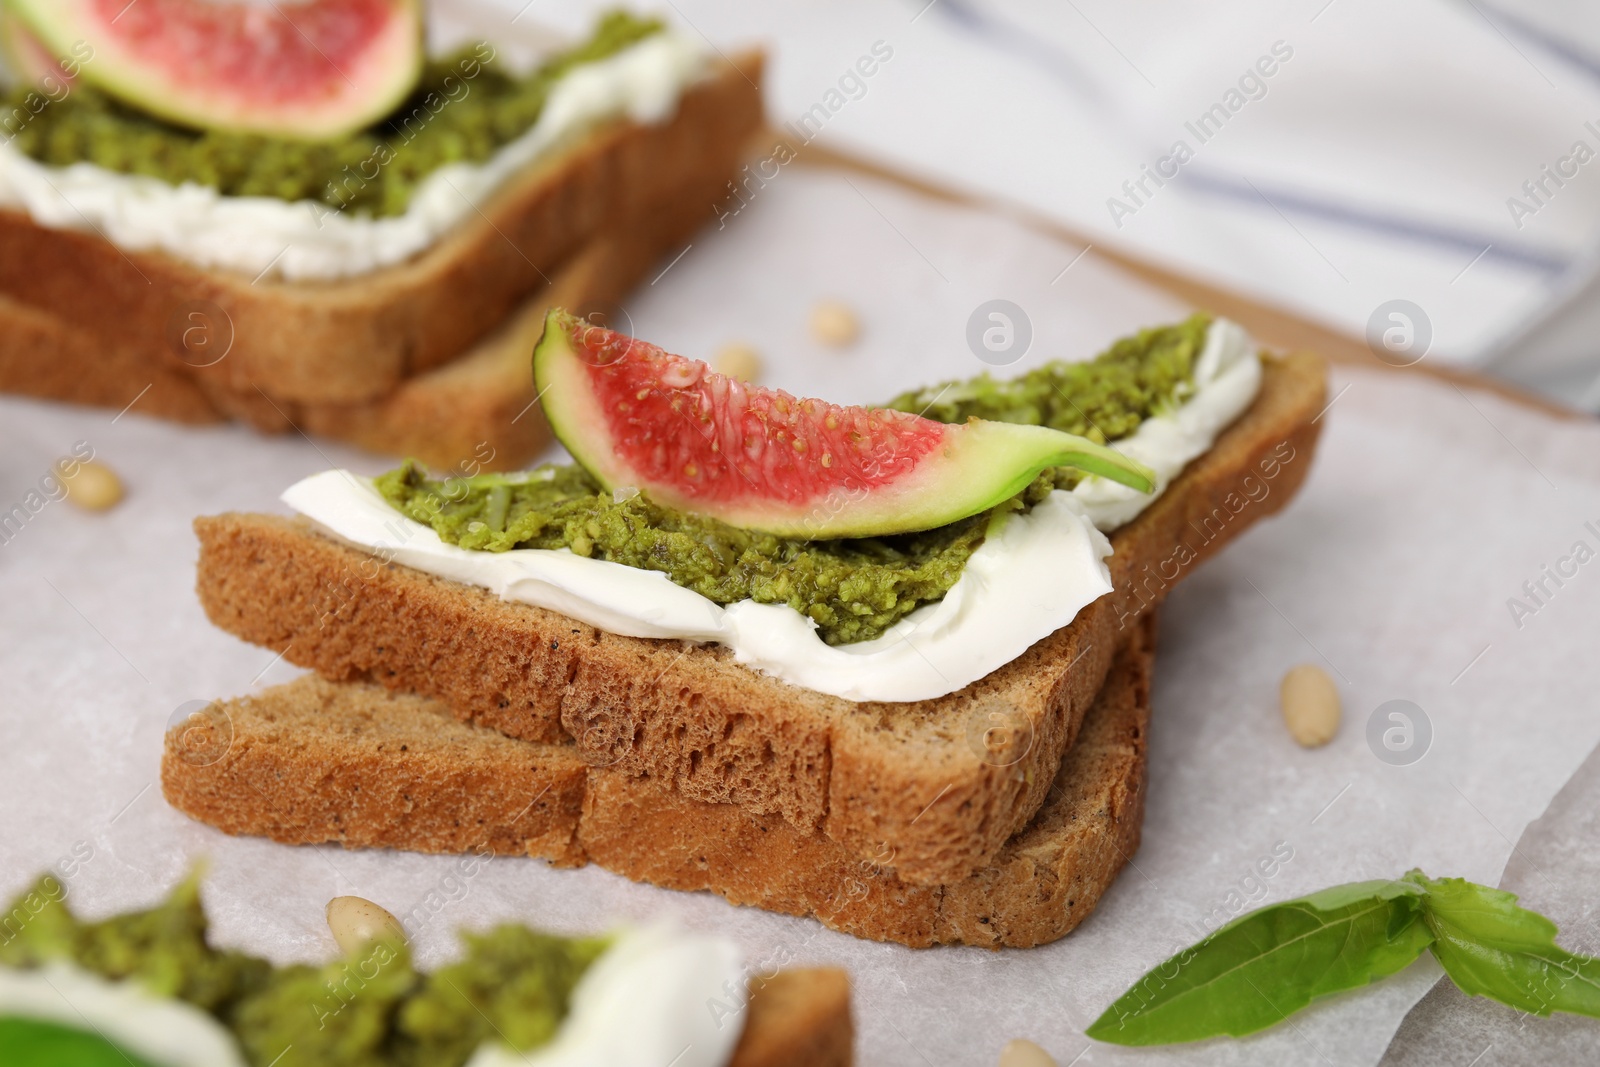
[9,0,423,140]
[533,309,1154,540]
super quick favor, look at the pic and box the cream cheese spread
[468,925,744,1067]
[282,320,1263,703]
[287,470,1115,703]
[0,34,705,281]
[1073,317,1262,529]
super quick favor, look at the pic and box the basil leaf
[1410,872,1600,1018]
[0,1014,165,1067]
[1086,880,1434,1045]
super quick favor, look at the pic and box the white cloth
[485,0,1600,405]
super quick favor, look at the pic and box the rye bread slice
[161,615,1156,949]
[0,133,727,469]
[192,351,1324,885]
[0,52,763,407]
[196,91,758,450]
[212,150,727,470]
[0,291,225,425]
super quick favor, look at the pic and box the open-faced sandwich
[169,311,1328,947]
[0,873,851,1065]
[0,2,762,469]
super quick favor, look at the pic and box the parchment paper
[2,145,1599,1067]
[1380,735,1600,1065]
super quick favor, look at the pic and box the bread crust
[581,614,1156,948]
[159,616,1155,949]
[285,183,719,470]
[192,351,1325,885]
[0,122,742,469]
[0,52,763,406]
[0,292,223,424]
[159,676,587,862]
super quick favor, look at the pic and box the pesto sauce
[379,460,1003,648]
[377,315,1213,646]
[2,12,662,217]
[882,313,1212,444]
[0,876,606,1067]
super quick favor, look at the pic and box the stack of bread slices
[163,347,1326,949]
[0,37,763,472]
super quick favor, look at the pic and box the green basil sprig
[1087,870,1600,1046]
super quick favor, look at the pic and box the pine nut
[1280,663,1340,747]
[810,300,860,347]
[62,460,123,511]
[715,343,763,382]
[998,1038,1057,1067]
[326,895,404,955]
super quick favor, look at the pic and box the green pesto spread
[381,459,1018,647]
[882,313,1210,443]
[0,875,606,1067]
[2,12,662,216]
[377,315,1212,646]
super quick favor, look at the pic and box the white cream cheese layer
[1073,318,1262,528]
[468,925,744,1067]
[0,34,705,281]
[285,472,1115,704]
[0,961,248,1067]
[283,319,1262,703]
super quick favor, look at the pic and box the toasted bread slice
[0,291,225,425]
[196,95,756,453]
[0,146,724,470]
[222,152,723,469]
[161,616,1155,949]
[192,350,1324,885]
[0,52,762,407]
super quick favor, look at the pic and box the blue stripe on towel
[919,0,1573,276]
